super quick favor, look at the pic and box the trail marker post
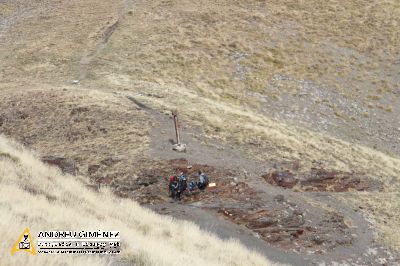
[171,110,186,152]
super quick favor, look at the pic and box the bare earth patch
[263,169,383,192]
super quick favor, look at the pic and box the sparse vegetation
[345,192,400,252]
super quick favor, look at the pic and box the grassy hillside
[1,0,399,258]
[88,0,400,176]
[0,136,274,265]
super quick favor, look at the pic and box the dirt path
[78,0,135,81]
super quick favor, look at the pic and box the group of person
[168,170,209,200]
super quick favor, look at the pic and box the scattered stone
[100,157,121,167]
[263,171,298,188]
[172,143,187,152]
[367,248,378,256]
[290,229,304,238]
[70,106,89,115]
[293,210,303,216]
[274,194,285,202]
[312,235,324,245]
[71,80,80,85]
[336,236,352,245]
[88,164,101,175]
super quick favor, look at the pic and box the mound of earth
[263,169,383,192]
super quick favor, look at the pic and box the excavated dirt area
[97,158,353,254]
[263,169,383,192]
[216,207,352,253]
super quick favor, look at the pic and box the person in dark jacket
[176,172,188,200]
[169,175,178,199]
[197,170,209,190]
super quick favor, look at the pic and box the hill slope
[1,0,400,263]
[0,136,273,265]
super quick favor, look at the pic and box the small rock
[88,164,101,175]
[312,235,324,245]
[100,157,121,167]
[376,258,387,264]
[71,80,80,85]
[172,143,187,152]
[230,182,237,186]
[367,248,378,256]
[274,194,285,202]
[336,236,352,245]
[263,170,298,188]
[293,210,303,216]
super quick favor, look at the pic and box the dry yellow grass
[0,135,275,266]
[0,86,152,177]
[0,0,125,86]
[91,0,399,102]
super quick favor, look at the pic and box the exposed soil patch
[216,206,353,253]
[102,157,355,253]
[263,168,383,192]
[109,158,240,204]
